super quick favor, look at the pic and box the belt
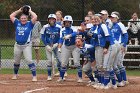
[16,42,30,45]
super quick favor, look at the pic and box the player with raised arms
[10,5,38,81]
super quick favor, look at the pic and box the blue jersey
[77,25,97,44]
[59,26,77,46]
[80,43,95,62]
[93,24,114,47]
[56,21,62,26]
[40,24,61,45]
[14,19,34,44]
[111,22,128,47]
[88,25,98,45]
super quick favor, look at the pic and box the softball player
[77,16,93,44]
[57,15,82,82]
[75,38,96,86]
[109,12,129,86]
[32,21,42,63]
[40,14,62,81]
[87,15,117,89]
[10,7,38,81]
[99,10,113,29]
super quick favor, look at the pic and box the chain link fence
[0,0,140,70]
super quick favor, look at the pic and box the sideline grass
[0,69,140,76]
[0,39,46,59]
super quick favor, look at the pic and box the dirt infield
[0,74,140,93]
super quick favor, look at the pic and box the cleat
[85,75,88,78]
[63,77,66,80]
[54,72,60,77]
[104,85,110,90]
[93,83,101,89]
[57,77,64,82]
[112,84,118,89]
[12,75,18,80]
[94,78,99,83]
[87,81,95,86]
[117,81,125,87]
[99,84,104,89]
[123,81,129,85]
[64,72,68,77]
[77,78,83,83]
[47,76,52,81]
[88,80,91,83]
[32,76,37,82]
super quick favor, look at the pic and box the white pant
[103,44,117,71]
[95,46,104,69]
[61,45,80,67]
[113,42,127,69]
[14,43,33,65]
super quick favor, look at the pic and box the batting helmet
[63,15,73,23]
[48,14,57,19]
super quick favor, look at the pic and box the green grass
[0,68,77,74]
[0,39,15,45]
[1,47,46,59]
[0,69,140,76]
[0,68,47,74]
[126,69,140,76]
[0,39,46,59]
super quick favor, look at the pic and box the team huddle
[9,6,129,90]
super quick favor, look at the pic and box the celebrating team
[10,6,129,89]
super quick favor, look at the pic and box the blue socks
[47,66,52,76]
[98,71,101,83]
[85,69,95,82]
[28,63,36,76]
[110,70,116,85]
[114,68,122,83]
[77,66,82,78]
[101,72,104,84]
[60,67,67,79]
[14,64,20,74]
[94,70,99,79]
[120,67,127,81]
[104,71,110,86]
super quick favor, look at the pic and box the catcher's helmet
[22,5,30,15]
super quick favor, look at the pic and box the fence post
[82,0,85,21]
[0,44,1,69]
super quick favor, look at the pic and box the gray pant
[83,62,91,72]
[45,46,61,66]
[117,46,127,68]
[14,43,33,65]
[95,46,104,69]
[103,44,117,71]
[61,45,80,67]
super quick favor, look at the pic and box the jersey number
[18,31,24,35]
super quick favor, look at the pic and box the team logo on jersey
[111,28,118,32]
[17,27,27,31]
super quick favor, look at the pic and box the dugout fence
[1,0,140,70]
[0,19,140,69]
